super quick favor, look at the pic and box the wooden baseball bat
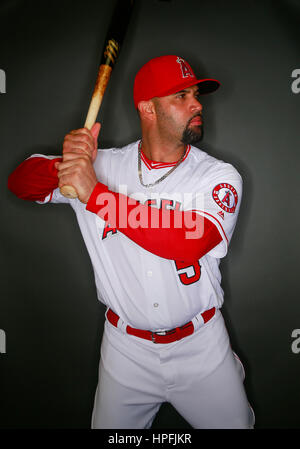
[60,0,134,199]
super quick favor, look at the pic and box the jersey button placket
[144,266,158,322]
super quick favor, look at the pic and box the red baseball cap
[133,55,220,108]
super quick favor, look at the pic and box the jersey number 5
[174,260,201,285]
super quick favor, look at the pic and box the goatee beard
[181,116,204,145]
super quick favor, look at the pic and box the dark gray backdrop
[0,0,299,429]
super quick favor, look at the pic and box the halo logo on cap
[176,57,195,79]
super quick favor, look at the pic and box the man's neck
[140,135,186,163]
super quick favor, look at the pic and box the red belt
[106,307,216,344]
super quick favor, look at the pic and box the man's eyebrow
[174,88,200,95]
[173,89,188,95]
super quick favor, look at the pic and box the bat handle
[59,185,78,199]
[60,64,113,199]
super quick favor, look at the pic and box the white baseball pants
[91,310,255,429]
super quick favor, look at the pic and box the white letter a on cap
[176,57,194,78]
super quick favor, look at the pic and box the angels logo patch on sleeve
[212,183,238,213]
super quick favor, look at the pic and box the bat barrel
[84,64,113,129]
[60,0,134,199]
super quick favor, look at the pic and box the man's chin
[181,126,203,145]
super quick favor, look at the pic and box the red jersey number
[175,260,201,285]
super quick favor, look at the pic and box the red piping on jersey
[141,145,191,170]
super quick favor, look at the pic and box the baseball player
[8,55,255,429]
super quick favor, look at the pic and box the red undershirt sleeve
[86,182,222,263]
[7,156,61,201]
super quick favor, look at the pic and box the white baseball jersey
[37,140,242,331]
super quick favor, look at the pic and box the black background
[0,0,299,429]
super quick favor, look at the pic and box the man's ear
[137,100,156,121]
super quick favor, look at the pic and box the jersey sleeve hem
[192,209,228,258]
[36,190,54,204]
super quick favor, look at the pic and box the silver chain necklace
[138,141,186,188]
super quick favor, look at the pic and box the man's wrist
[86,182,109,212]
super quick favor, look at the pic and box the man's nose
[190,98,203,113]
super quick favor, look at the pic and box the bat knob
[60,185,78,199]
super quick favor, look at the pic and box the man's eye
[177,93,185,99]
